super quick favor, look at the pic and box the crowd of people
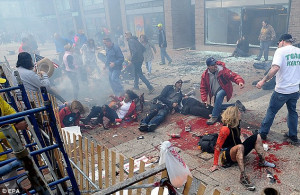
[1,19,299,192]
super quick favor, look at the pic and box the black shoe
[139,123,148,132]
[255,58,260,61]
[235,100,246,112]
[148,124,157,132]
[284,133,299,145]
[260,133,267,141]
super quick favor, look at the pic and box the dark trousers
[141,104,169,126]
[133,61,152,90]
[232,48,248,57]
[257,41,272,61]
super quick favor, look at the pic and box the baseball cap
[175,79,183,84]
[279,34,294,42]
[206,57,217,66]
[157,23,162,28]
[0,78,7,84]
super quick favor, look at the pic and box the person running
[209,106,276,191]
[140,34,156,75]
[125,32,154,94]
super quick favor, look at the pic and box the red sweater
[213,126,231,165]
[59,107,80,128]
[200,61,244,103]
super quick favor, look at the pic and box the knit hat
[206,57,217,66]
[0,78,6,84]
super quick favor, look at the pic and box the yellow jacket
[0,96,17,161]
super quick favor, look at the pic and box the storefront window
[205,0,290,46]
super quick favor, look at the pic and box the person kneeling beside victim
[209,106,275,191]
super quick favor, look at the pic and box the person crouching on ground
[200,57,246,125]
[59,100,85,128]
[84,90,139,129]
[139,79,183,132]
[209,106,276,191]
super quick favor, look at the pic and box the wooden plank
[136,161,145,195]
[183,175,193,195]
[213,189,221,195]
[97,145,102,189]
[111,151,116,195]
[128,158,134,195]
[95,164,166,195]
[91,142,95,189]
[146,165,155,195]
[119,155,124,195]
[104,147,109,188]
[158,170,168,195]
[196,183,207,195]
[79,135,83,191]
[73,133,78,180]
[85,137,89,194]
[67,132,71,157]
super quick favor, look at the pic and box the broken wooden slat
[136,161,145,195]
[111,150,116,194]
[119,155,125,195]
[94,163,166,195]
[97,145,102,189]
[197,182,207,195]
[73,133,78,180]
[183,175,193,195]
[213,189,221,195]
[158,170,168,195]
[79,135,83,191]
[128,158,134,195]
[145,165,155,195]
[91,141,95,189]
[85,137,89,194]
[105,147,109,188]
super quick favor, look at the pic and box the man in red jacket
[200,57,246,125]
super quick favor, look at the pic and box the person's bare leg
[230,144,245,172]
[254,134,265,163]
[255,134,276,167]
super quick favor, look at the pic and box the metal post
[40,86,81,195]
[0,125,53,195]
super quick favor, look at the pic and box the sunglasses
[277,40,283,46]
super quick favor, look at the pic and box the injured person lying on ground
[139,80,183,132]
[83,90,139,129]
[209,106,276,191]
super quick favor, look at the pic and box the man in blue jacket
[103,37,125,96]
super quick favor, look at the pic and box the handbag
[198,133,218,153]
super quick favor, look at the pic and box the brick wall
[288,0,300,42]
[164,0,193,49]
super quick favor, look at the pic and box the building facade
[1,0,300,53]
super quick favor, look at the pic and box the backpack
[198,133,218,153]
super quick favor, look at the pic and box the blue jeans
[145,61,152,74]
[211,89,235,118]
[141,104,169,126]
[257,41,272,61]
[259,91,299,138]
[109,69,124,96]
[160,47,172,64]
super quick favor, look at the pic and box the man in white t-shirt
[256,34,300,144]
